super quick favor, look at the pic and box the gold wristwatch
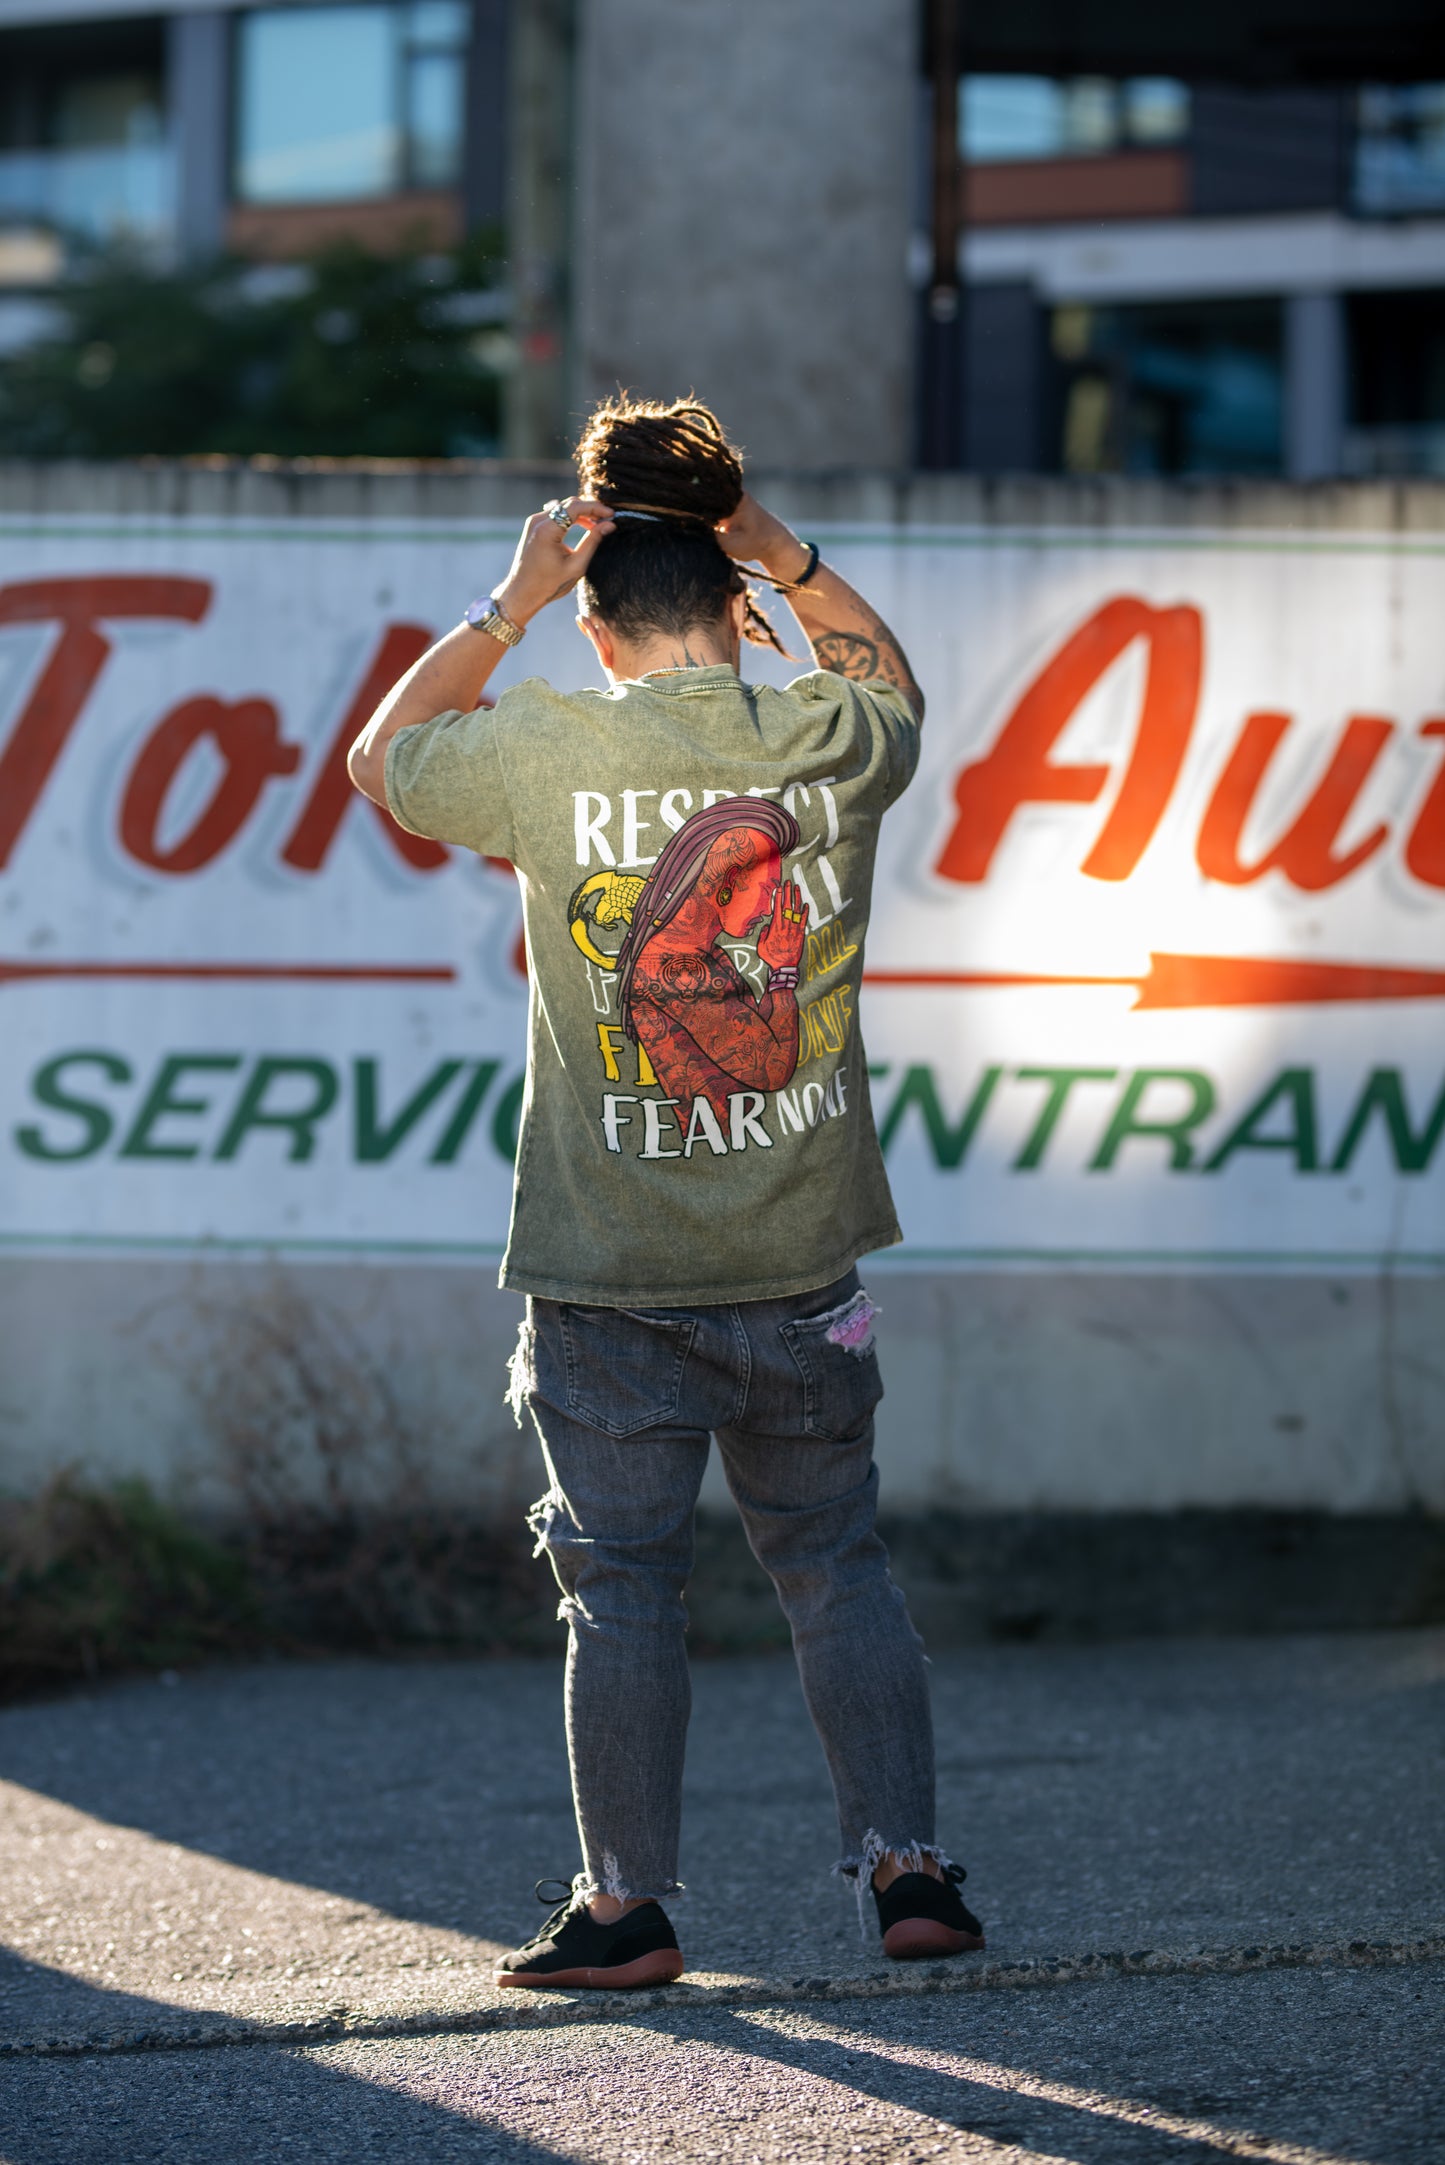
[463,593,525,647]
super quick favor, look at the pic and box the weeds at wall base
[2,1478,1441,1704]
[0,1473,558,1702]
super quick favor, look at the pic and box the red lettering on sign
[935,596,1202,885]
[0,576,212,869]
[1403,720,1445,891]
[119,696,301,873]
[281,624,447,873]
[1196,713,1395,891]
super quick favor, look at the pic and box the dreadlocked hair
[574,394,791,656]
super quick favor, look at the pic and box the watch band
[464,594,525,647]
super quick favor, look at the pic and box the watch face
[464,595,496,627]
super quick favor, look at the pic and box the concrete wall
[2,461,1443,1525]
[569,0,917,469]
[3,1253,1439,1523]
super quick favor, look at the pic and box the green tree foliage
[0,233,507,459]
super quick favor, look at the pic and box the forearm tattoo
[814,613,923,713]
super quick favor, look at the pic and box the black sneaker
[873,1862,985,1961]
[494,1879,685,1991]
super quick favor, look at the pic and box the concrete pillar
[571,0,916,470]
[1285,289,1347,481]
[168,10,230,263]
[503,0,575,459]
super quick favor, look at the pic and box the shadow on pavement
[0,1956,565,2165]
[3,1960,1423,2165]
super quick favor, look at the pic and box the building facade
[0,0,1443,471]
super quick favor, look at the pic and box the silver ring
[545,500,573,529]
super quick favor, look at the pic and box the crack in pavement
[4,1934,1440,2060]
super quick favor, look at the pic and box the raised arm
[715,494,924,720]
[347,495,616,805]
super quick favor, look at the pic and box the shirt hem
[499,1226,904,1309]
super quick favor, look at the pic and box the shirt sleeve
[790,668,922,804]
[384,701,518,862]
[854,678,923,802]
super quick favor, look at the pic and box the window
[1050,300,1283,477]
[1355,84,1445,214]
[961,77,1190,164]
[235,2,469,206]
[0,25,172,263]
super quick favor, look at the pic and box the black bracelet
[793,540,821,587]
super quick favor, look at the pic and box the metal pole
[918,0,964,469]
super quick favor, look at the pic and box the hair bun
[575,394,789,655]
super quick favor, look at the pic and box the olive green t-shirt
[385,663,920,1306]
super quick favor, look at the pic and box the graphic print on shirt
[569,798,807,1128]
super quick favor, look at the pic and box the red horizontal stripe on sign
[863,970,1137,989]
[1136,953,1445,1010]
[863,954,1445,1009]
[0,961,455,987]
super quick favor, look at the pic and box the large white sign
[2,516,1443,1271]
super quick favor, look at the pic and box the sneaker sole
[882,1919,986,1961]
[494,1949,685,1991]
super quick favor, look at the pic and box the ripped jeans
[514,1268,939,1905]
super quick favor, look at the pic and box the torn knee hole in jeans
[524,1486,565,1559]
[819,1288,880,1359]
[525,1492,595,1629]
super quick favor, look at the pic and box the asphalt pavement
[0,1629,1440,2162]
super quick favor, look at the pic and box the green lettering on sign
[1013,1068,1117,1171]
[1202,1067,1319,1173]
[1329,1068,1445,1174]
[214,1057,340,1162]
[1090,1069,1217,1171]
[429,1061,500,1165]
[15,1051,132,1161]
[119,1054,243,1160]
[354,1057,465,1163]
[875,1063,1000,1169]
[491,1074,525,1162]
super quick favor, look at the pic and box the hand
[715,492,809,580]
[756,879,809,971]
[494,496,617,627]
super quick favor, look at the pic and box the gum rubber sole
[882,1918,986,1961]
[494,1948,685,1991]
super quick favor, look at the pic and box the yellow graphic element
[799,981,854,1065]
[569,870,647,969]
[804,919,858,982]
[597,1022,657,1088]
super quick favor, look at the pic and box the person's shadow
[0,1949,579,2163]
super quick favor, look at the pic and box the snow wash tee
[385,663,921,1306]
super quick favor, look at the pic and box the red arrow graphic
[863,953,1445,1010]
[0,960,455,988]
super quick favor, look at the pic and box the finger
[561,518,616,572]
[559,496,616,529]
